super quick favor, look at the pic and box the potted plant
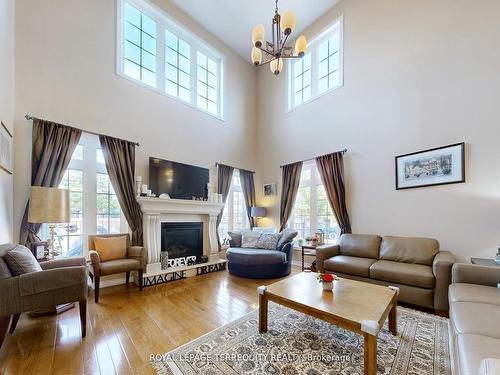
[317,273,336,291]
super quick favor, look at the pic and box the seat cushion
[450,302,500,339]
[338,234,381,259]
[226,248,286,265]
[379,236,439,265]
[449,283,500,305]
[457,334,500,375]
[323,255,377,278]
[94,236,128,262]
[4,245,42,276]
[99,258,141,275]
[369,260,435,288]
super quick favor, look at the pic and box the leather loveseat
[449,263,500,375]
[316,234,455,312]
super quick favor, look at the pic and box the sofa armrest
[280,242,293,263]
[432,251,455,311]
[452,263,500,287]
[0,276,21,315]
[315,244,340,273]
[19,266,88,297]
[479,358,500,375]
[128,246,146,268]
[89,250,101,276]
[40,256,86,270]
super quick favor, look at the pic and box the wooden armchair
[88,234,145,303]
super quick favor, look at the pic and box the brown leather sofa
[316,234,455,312]
[449,263,500,375]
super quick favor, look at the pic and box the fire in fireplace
[161,222,203,267]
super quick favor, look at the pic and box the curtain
[99,135,143,246]
[279,161,303,232]
[316,152,352,234]
[19,119,82,247]
[239,170,256,228]
[216,164,234,248]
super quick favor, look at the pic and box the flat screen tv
[149,157,209,200]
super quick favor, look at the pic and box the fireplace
[161,222,203,267]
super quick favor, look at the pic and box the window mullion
[157,23,165,93]
[190,46,197,106]
[311,48,318,97]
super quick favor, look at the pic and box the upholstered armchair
[88,234,145,303]
[0,244,88,348]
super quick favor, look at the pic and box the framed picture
[395,142,465,190]
[30,241,49,261]
[0,122,13,174]
[263,183,277,196]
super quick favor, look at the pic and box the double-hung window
[288,162,340,244]
[288,16,343,110]
[218,170,250,243]
[118,0,224,118]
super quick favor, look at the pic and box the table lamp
[251,206,267,227]
[28,186,70,258]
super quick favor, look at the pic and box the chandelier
[251,0,307,75]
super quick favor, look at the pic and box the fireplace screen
[161,222,203,267]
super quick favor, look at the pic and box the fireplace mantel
[137,197,225,275]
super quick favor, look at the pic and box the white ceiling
[170,0,341,61]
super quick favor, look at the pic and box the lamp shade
[280,10,296,35]
[270,58,283,75]
[251,47,262,66]
[28,187,70,224]
[295,35,307,57]
[250,207,267,218]
[252,24,265,47]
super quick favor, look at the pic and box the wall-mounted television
[149,157,209,200]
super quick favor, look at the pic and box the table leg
[301,247,305,271]
[258,287,268,333]
[389,296,397,336]
[363,333,377,375]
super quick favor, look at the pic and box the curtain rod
[280,148,348,168]
[215,162,255,174]
[25,114,140,147]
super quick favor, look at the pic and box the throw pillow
[94,236,128,262]
[228,231,242,247]
[4,245,42,276]
[241,230,261,248]
[256,233,282,250]
[277,228,298,249]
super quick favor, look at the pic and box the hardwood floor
[0,269,298,375]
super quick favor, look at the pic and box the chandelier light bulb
[294,35,307,57]
[270,58,283,75]
[281,10,296,35]
[251,47,262,66]
[252,24,265,48]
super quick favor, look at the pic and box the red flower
[322,274,334,282]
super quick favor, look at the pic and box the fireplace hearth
[161,222,203,267]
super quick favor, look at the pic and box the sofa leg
[126,271,130,285]
[138,269,143,291]
[94,276,100,303]
[79,300,87,338]
[9,313,20,334]
[0,315,10,348]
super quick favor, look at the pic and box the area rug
[151,303,450,374]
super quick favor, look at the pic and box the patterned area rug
[151,303,450,375]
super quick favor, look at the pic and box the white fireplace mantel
[137,197,225,273]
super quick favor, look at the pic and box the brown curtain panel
[99,135,143,246]
[216,164,234,248]
[316,152,352,234]
[279,161,303,232]
[239,170,256,228]
[19,119,82,247]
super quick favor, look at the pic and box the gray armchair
[0,244,88,348]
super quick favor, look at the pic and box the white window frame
[287,15,344,111]
[117,0,225,120]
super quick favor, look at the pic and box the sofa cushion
[228,231,242,247]
[379,236,439,265]
[277,228,298,249]
[449,284,500,306]
[4,245,42,276]
[94,236,128,262]
[226,248,287,265]
[255,233,282,250]
[99,258,141,275]
[323,255,377,278]
[450,302,500,339]
[457,334,500,375]
[369,260,435,288]
[338,234,381,259]
[241,230,261,248]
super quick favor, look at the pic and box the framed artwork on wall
[0,121,13,174]
[395,142,465,190]
[263,183,277,196]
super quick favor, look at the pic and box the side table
[301,244,317,272]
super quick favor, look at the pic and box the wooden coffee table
[258,273,398,375]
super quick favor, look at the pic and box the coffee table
[258,273,398,375]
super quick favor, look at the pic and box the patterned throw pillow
[255,233,282,250]
[4,245,42,276]
[241,230,262,248]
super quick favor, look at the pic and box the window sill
[286,83,344,114]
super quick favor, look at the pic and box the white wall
[256,0,500,261]
[13,0,257,241]
[0,0,15,243]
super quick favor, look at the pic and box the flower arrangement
[317,273,335,291]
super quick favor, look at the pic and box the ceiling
[170,0,341,61]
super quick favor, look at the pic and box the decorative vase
[322,281,333,291]
[160,251,169,270]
